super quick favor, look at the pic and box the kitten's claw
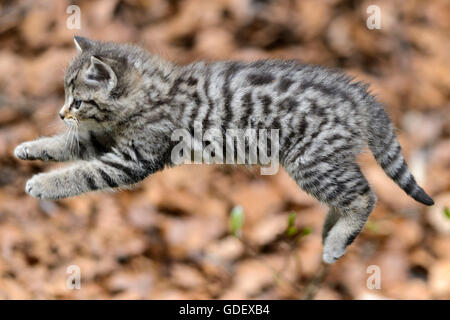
[25,176,43,199]
[14,143,32,160]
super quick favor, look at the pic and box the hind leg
[321,207,339,243]
[321,189,376,263]
[288,161,376,263]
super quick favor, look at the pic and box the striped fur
[14,37,433,263]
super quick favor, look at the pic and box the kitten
[15,37,433,263]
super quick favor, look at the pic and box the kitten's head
[61,37,144,130]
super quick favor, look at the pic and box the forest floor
[0,0,449,299]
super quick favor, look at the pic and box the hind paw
[322,237,347,264]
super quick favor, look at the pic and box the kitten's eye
[73,99,82,109]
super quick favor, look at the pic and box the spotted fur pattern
[14,37,433,263]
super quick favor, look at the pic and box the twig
[302,262,330,300]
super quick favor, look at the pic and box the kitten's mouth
[63,117,79,127]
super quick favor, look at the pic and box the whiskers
[64,118,80,157]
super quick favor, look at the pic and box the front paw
[15,142,53,161]
[14,143,35,160]
[25,174,61,200]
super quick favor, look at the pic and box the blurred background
[0,0,449,299]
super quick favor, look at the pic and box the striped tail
[367,105,434,206]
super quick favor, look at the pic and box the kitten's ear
[84,56,117,90]
[74,36,94,53]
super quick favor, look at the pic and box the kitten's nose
[59,111,65,120]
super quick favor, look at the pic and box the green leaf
[287,212,296,228]
[444,207,450,220]
[286,226,298,237]
[229,205,244,237]
[366,220,378,233]
[300,226,312,237]
[285,213,298,237]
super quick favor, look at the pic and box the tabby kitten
[15,37,433,263]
